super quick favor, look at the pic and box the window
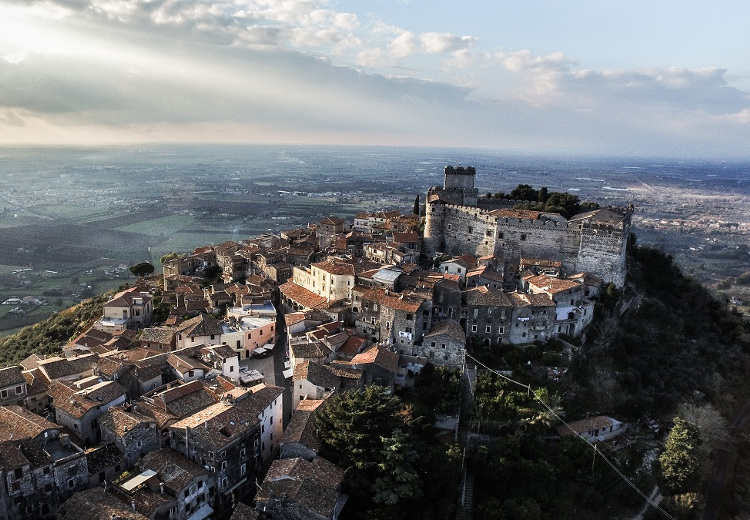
[498,327,504,334]
[468,226,473,234]
[68,479,75,489]
[441,344,446,349]
[406,313,413,321]
[14,468,22,480]
[185,489,190,498]
[471,325,477,332]
[520,233,526,241]
[0,389,7,398]
[15,385,22,394]
[221,461,227,470]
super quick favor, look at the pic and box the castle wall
[575,226,629,287]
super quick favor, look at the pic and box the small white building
[557,415,625,443]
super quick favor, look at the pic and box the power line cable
[466,353,675,520]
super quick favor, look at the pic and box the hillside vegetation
[0,289,119,365]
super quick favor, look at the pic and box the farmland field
[0,144,748,335]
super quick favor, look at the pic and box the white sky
[0,0,749,157]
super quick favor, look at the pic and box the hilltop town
[0,166,637,520]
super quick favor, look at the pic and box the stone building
[168,385,284,513]
[420,320,466,370]
[99,406,161,467]
[0,406,88,520]
[424,165,632,287]
[0,366,26,406]
[48,380,128,446]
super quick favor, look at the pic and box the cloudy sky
[1,0,749,157]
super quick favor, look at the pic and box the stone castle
[423,165,633,287]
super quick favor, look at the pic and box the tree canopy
[129,261,155,277]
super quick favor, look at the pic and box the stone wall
[424,200,631,287]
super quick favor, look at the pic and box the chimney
[131,500,136,511]
[160,482,165,495]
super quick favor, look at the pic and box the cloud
[420,32,475,54]
[1,1,749,156]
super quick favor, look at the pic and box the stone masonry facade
[423,166,633,287]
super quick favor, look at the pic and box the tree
[413,195,420,215]
[510,184,538,202]
[316,386,405,471]
[659,417,702,494]
[129,262,155,278]
[677,403,729,458]
[372,429,423,505]
[538,186,549,204]
[160,251,180,264]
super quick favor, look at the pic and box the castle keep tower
[424,165,479,256]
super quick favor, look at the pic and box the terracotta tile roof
[260,457,344,518]
[0,405,57,444]
[525,274,582,295]
[99,406,156,437]
[139,327,176,345]
[392,232,419,243]
[20,353,44,371]
[320,216,344,226]
[351,345,401,374]
[167,354,210,374]
[49,380,127,418]
[361,287,424,313]
[336,335,365,357]
[175,314,224,338]
[104,287,152,309]
[58,488,150,520]
[462,286,512,307]
[129,401,176,429]
[139,449,208,494]
[202,344,238,359]
[171,385,283,449]
[37,353,99,381]
[557,415,614,437]
[86,443,124,474]
[69,329,113,349]
[285,312,307,327]
[22,368,49,394]
[325,362,363,381]
[96,356,133,378]
[424,320,466,343]
[280,282,328,310]
[508,292,556,308]
[312,259,355,276]
[293,361,338,389]
[0,366,24,388]
[290,341,331,360]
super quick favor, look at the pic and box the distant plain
[0,144,748,335]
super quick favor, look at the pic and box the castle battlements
[424,166,632,287]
